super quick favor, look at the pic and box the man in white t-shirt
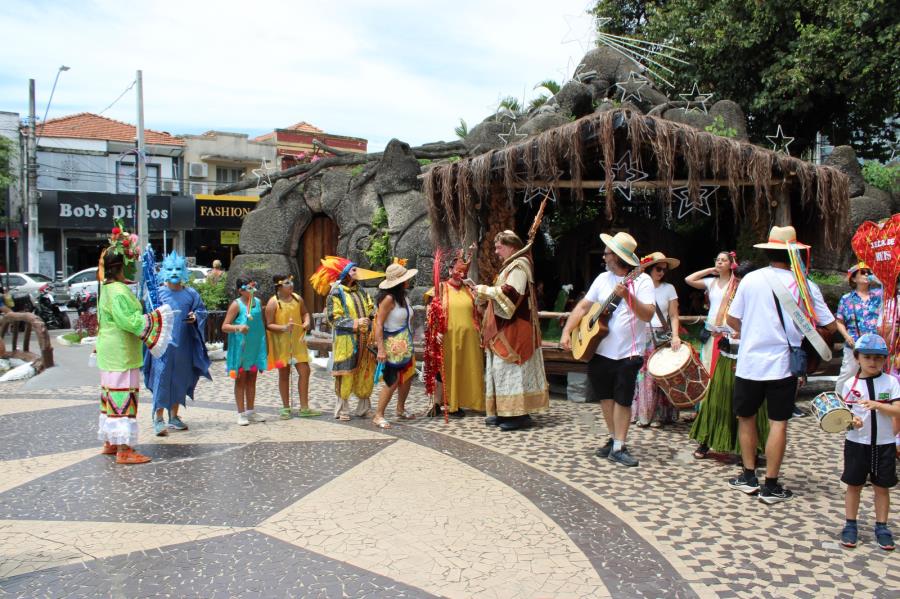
[726,226,837,504]
[562,232,655,467]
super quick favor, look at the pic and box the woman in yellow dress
[265,274,321,419]
[424,252,485,417]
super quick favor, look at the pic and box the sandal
[396,410,416,420]
[693,445,709,460]
[297,408,323,418]
[373,417,392,429]
[100,442,118,455]
[116,447,152,465]
[337,413,351,421]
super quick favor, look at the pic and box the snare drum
[810,391,853,433]
[647,345,710,409]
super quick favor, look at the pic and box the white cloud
[0,0,597,150]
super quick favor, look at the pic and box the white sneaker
[247,412,267,423]
[237,414,250,426]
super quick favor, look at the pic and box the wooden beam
[511,179,788,189]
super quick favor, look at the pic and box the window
[69,271,95,285]
[25,273,53,282]
[117,161,160,194]
[5,275,26,287]
[216,167,245,185]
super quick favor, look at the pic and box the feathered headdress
[98,218,140,282]
[310,256,352,296]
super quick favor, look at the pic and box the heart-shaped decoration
[852,215,900,298]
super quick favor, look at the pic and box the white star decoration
[615,72,649,104]
[611,151,648,202]
[674,186,717,218]
[766,125,795,155]
[679,82,714,114]
[523,186,557,206]
[252,158,274,189]
[498,123,528,146]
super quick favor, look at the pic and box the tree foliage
[592,0,900,158]
[0,136,15,189]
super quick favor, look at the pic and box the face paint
[161,251,189,285]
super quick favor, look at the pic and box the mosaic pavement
[0,344,898,598]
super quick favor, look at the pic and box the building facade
[254,121,367,170]
[0,111,23,273]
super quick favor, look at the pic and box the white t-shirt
[650,282,678,328]
[728,266,835,380]
[704,276,730,328]
[843,373,900,446]
[584,271,654,360]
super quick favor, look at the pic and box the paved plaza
[0,338,897,598]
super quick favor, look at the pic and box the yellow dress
[428,283,486,412]
[266,293,310,369]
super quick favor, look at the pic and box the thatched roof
[423,108,849,249]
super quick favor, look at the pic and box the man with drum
[726,226,836,503]
[562,232,655,467]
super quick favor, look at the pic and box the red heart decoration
[852,215,900,298]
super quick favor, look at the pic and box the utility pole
[26,79,39,273]
[135,70,148,294]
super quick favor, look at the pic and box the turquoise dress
[226,297,267,378]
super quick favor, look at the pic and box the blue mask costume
[161,251,190,285]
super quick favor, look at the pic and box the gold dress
[266,293,310,369]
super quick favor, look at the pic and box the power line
[97,80,136,116]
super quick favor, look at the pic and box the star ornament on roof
[766,125,795,155]
[498,123,528,146]
[679,82,714,114]
[674,186,717,219]
[612,151,648,202]
[523,186,558,207]
[252,158,274,189]
[615,72,650,104]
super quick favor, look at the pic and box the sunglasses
[653,266,668,272]
[857,270,872,276]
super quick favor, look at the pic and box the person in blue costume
[143,251,211,436]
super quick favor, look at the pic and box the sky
[0,0,600,152]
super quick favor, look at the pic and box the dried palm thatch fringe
[424,108,850,249]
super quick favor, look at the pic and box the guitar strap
[764,268,832,361]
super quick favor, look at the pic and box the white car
[188,267,210,284]
[3,272,55,297]
[62,267,138,300]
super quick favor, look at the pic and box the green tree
[454,118,469,139]
[0,136,17,226]
[498,96,523,114]
[533,79,561,96]
[592,0,900,159]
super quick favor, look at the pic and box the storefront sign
[41,192,171,230]
[195,194,259,229]
[220,230,240,245]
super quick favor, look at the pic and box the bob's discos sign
[40,192,171,230]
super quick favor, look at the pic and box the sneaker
[840,523,858,548]
[759,484,794,504]
[595,439,614,459]
[154,418,169,437]
[168,416,188,431]
[875,525,895,551]
[728,473,760,495]
[608,446,639,467]
[279,407,292,420]
[237,414,250,426]
[484,415,499,426]
[791,406,807,418]
[247,412,267,423]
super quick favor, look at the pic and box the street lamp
[38,65,70,142]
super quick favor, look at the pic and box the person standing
[685,251,738,372]
[310,256,385,421]
[726,226,836,503]
[222,279,268,426]
[265,274,321,420]
[372,260,418,428]
[470,230,549,431]
[424,251,485,417]
[631,252,682,428]
[562,232,655,467]
[206,260,225,285]
[835,262,882,396]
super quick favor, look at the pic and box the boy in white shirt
[839,333,899,551]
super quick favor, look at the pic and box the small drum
[647,345,710,409]
[810,392,853,433]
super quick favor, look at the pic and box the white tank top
[384,299,411,331]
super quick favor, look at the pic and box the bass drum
[647,345,710,409]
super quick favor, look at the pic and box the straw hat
[599,231,640,266]
[379,263,419,289]
[640,251,680,270]
[753,226,810,250]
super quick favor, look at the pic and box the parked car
[188,267,210,284]
[58,267,138,301]
[3,272,55,297]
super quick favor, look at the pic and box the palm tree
[533,79,561,96]
[528,95,550,111]
[454,118,469,139]
[498,96,522,114]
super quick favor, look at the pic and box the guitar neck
[589,267,642,325]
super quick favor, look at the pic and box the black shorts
[587,354,643,407]
[842,440,898,488]
[733,376,797,421]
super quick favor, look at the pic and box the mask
[161,251,189,285]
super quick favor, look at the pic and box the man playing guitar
[562,232,655,467]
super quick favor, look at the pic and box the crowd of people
[89,220,900,551]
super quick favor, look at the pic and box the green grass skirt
[689,355,770,453]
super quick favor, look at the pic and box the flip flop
[297,408,323,418]
[396,411,416,420]
[373,417,392,429]
[337,414,351,421]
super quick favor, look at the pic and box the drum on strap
[810,392,853,433]
[647,345,710,409]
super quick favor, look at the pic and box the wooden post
[773,184,792,226]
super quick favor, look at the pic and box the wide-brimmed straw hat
[640,251,680,270]
[599,231,640,266]
[753,226,810,250]
[379,263,418,289]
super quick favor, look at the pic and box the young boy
[840,333,900,550]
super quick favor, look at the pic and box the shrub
[189,277,228,310]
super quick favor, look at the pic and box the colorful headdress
[161,251,189,285]
[847,262,870,277]
[309,257,385,296]
[98,218,140,281]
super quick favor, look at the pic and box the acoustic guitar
[570,267,643,361]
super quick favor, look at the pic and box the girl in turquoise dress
[223,278,267,426]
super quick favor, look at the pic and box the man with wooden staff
[562,232,655,467]
[726,226,836,503]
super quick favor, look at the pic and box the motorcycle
[33,283,70,330]
[67,291,97,335]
